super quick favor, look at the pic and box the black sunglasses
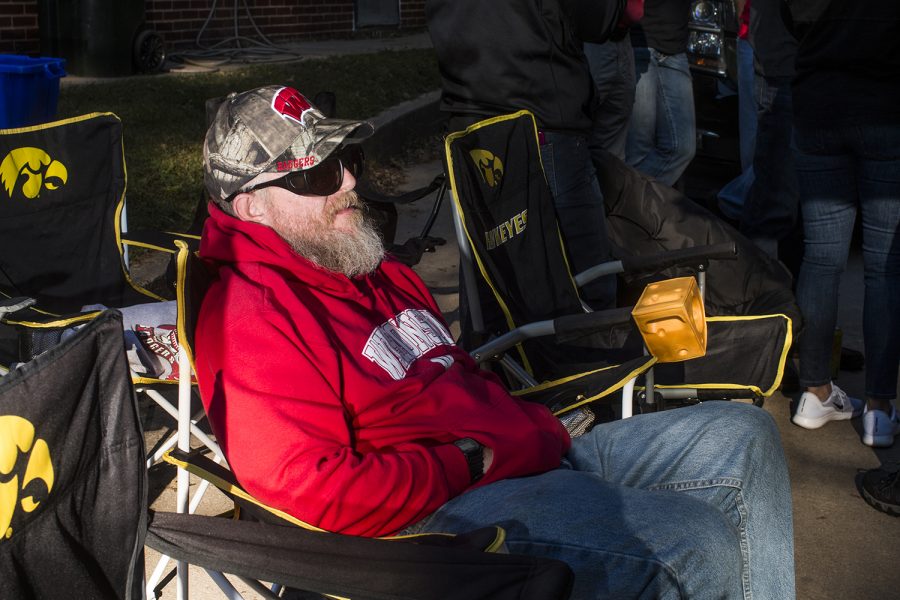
[232,145,364,201]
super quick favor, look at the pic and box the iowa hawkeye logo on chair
[0,147,69,199]
[0,415,54,540]
[469,149,503,188]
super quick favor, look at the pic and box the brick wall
[0,1,426,55]
[0,0,39,55]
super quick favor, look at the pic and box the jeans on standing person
[795,123,900,400]
[625,47,696,187]
[740,76,798,259]
[718,38,757,220]
[540,131,617,309]
[403,402,795,600]
[584,37,636,160]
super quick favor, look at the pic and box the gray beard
[275,191,385,277]
[287,217,384,277]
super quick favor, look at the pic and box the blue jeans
[740,76,798,256]
[625,47,696,187]
[405,402,795,599]
[540,131,617,309]
[718,38,757,220]
[795,124,900,399]
[584,37,636,160]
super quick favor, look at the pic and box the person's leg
[625,49,695,186]
[626,48,696,186]
[569,402,794,599]
[408,402,793,599]
[855,123,900,443]
[625,46,659,171]
[540,131,617,309]
[717,38,758,220]
[792,126,864,426]
[647,51,696,186]
[734,40,758,172]
[585,37,636,160]
[741,75,798,259]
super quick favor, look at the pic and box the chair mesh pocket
[17,327,66,362]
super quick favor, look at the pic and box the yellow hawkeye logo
[469,149,503,188]
[1,147,69,199]
[0,415,54,540]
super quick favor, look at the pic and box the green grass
[56,50,440,231]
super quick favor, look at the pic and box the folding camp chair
[0,309,573,600]
[444,110,794,415]
[131,240,574,599]
[0,113,222,505]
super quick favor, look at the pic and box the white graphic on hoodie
[362,309,455,380]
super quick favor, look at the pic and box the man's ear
[232,191,270,225]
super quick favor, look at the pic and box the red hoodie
[196,205,571,537]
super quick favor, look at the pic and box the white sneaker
[792,383,863,430]
[862,405,900,447]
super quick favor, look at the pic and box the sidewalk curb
[363,90,442,161]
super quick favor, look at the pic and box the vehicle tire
[133,28,166,74]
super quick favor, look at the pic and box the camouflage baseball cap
[203,85,374,203]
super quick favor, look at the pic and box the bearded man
[196,85,796,599]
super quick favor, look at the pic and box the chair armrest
[0,296,35,317]
[574,242,738,287]
[619,242,737,274]
[469,307,634,363]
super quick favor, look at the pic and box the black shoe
[780,361,800,395]
[860,468,900,517]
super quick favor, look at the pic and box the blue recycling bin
[0,55,67,129]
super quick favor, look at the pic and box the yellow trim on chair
[173,240,197,372]
[162,448,330,533]
[445,112,534,372]
[512,355,658,415]
[0,111,114,134]
[647,314,794,397]
[2,311,101,328]
[161,448,509,554]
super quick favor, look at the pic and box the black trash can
[38,0,145,77]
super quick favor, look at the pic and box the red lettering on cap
[272,87,313,123]
[275,156,317,171]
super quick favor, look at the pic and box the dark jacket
[425,0,623,133]
[790,0,900,128]
[630,0,691,55]
[750,0,798,78]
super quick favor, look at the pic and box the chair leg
[176,346,191,599]
[207,570,249,599]
[621,377,636,419]
[140,387,226,462]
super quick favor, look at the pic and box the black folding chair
[445,111,794,415]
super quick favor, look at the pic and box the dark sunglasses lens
[303,159,344,196]
[342,145,365,178]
